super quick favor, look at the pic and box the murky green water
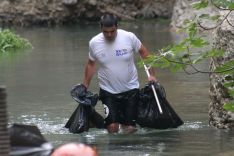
[1,21,234,156]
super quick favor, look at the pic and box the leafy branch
[141,0,234,111]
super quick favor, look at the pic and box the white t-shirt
[89,29,142,94]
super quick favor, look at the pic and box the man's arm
[138,44,157,82]
[82,59,96,88]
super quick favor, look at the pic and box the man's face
[101,25,117,42]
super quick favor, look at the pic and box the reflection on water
[1,22,234,156]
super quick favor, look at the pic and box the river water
[1,21,234,156]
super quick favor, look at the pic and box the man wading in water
[82,13,157,133]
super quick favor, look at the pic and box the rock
[139,0,175,18]
[0,0,175,26]
[62,0,78,6]
[209,13,234,129]
[171,0,219,28]
[88,0,96,6]
[0,1,10,11]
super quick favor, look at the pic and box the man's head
[100,13,118,42]
[51,143,98,156]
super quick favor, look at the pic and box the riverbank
[0,0,175,26]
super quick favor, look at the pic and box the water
[1,21,234,156]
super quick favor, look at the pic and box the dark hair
[100,13,118,27]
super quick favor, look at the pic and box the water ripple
[178,121,210,131]
[10,113,70,135]
[10,113,210,136]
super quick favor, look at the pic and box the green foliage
[187,22,198,38]
[190,37,209,47]
[223,102,234,112]
[224,81,234,88]
[193,0,234,10]
[212,0,234,10]
[228,90,234,97]
[0,29,32,53]
[199,14,220,21]
[215,60,234,74]
[143,20,219,73]
[141,0,234,112]
[192,0,209,9]
[216,60,234,112]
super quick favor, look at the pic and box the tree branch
[226,16,234,27]
[197,10,232,30]
[162,55,234,74]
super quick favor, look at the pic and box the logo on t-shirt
[115,49,128,56]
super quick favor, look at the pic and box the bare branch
[197,10,233,30]
[226,16,234,27]
[163,55,234,74]
[183,67,200,75]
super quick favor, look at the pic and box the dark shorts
[99,88,139,127]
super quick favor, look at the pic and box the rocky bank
[0,0,175,26]
[171,0,219,28]
[210,19,234,129]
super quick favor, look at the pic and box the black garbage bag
[89,108,106,129]
[137,82,184,129]
[65,84,105,133]
[65,105,90,133]
[65,105,105,133]
[10,124,53,156]
[70,84,99,107]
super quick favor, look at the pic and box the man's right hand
[148,75,157,82]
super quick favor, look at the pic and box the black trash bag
[65,85,105,133]
[65,105,105,133]
[70,84,99,107]
[89,108,106,129]
[10,124,53,156]
[137,82,184,129]
[65,105,90,133]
